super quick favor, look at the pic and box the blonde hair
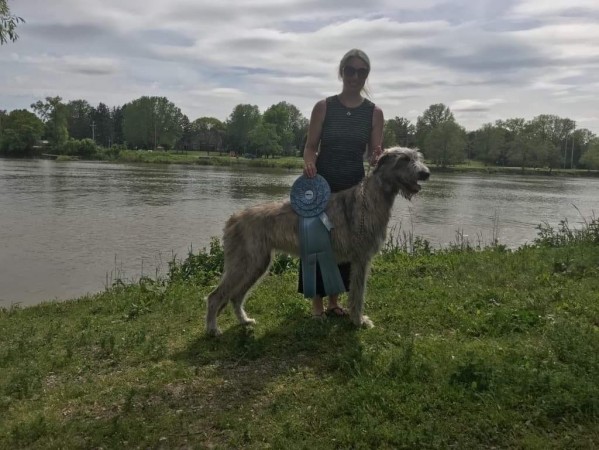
[338,48,371,96]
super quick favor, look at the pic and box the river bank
[1,222,598,448]
[9,151,599,177]
[116,150,599,177]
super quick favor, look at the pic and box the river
[0,158,597,307]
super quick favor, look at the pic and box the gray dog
[206,147,430,335]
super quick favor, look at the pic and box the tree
[190,117,225,153]
[415,103,455,149]
[226,104,261,153]
[92,102,113,147]
[177,115,192,151]
[579,139,599,170]
[0,109,6,135]
[111,106,125,146]
[122,96,184,150]
[66,100,93,140]
[0,0,24,44]
[423,121,466,166]
[382,124,396,149]
[493,118,527,166]
[496,118,526,136]
[473,123,509,165]
[248,123,282,158]
[568,128,597,168]
[510,126,548,169]
[31,96,69,149]
[524,115,572,168]
[0,109,44,156]
[385,117,416,148]
[415,104,464,164]
[152,97,185,150]
[263,102,306,156]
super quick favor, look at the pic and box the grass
[1,223,598,448]
[71,148,597,178]
[106,149,599,177]
[116,150,304,170]
[431,160,599,177]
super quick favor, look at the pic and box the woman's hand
[304,160,317,178]
[369,145,383,166]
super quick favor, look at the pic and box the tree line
[0,96,309,159]
[1,96,598,169]
[2,3,598,169]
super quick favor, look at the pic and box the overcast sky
[1,0,598,133]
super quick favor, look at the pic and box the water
[1,159,597,307]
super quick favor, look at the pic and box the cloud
[2,0,598,133]
[451,98,507,112]
[509,0,599,17]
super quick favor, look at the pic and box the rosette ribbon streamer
[290,175,345,298]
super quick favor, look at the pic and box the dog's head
[373,147,430,199]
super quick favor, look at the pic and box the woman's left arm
[369,105,384,165]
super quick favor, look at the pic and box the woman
[300,48,384,318]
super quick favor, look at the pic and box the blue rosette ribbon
[290,174,345,298]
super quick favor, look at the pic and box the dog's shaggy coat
[206,147,430,335]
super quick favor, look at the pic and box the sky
[1,0,599,133]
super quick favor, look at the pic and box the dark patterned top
[316,95,375,193]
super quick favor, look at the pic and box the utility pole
[570,137,575,169]
[91,121,96,142]
[206,122,213,156]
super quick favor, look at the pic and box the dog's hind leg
[206,248,273,335]
[206,282,229,336]
[347,259,374,328]
[230,251,273,327]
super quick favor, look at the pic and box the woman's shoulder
[314,96,336,111]
[365,100,383,118]
[310,99,328,121]
[362,98,376,109]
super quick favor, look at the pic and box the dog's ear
[393,152,410,168]
[374,152,394,170]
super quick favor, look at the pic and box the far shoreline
[24,151,599,178]
[3,151,599,178]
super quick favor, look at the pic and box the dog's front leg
[347,259,374,328]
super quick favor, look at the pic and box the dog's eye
[393,154,409,166]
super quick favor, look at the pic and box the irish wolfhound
[206,147,430,335]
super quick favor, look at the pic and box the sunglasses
[343,65,369,80]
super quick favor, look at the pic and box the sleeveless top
[316,95,375,193]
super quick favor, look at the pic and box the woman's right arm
[303,100,326,178]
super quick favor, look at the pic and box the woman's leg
[312,295,325,316]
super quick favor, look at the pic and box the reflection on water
[0,159,597,307]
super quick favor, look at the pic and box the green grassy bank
[1,222,598,449]
[110,150,599,177]
[116,150,304,171]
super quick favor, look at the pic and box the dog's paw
[206,327,222,337]
[360,315,374,328]
[351,315,374,328]
[241,318,256,326]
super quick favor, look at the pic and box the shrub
[167,237,298,285]
[534,216,599,247]
[60,138,99,158]
[167,238,224,284]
